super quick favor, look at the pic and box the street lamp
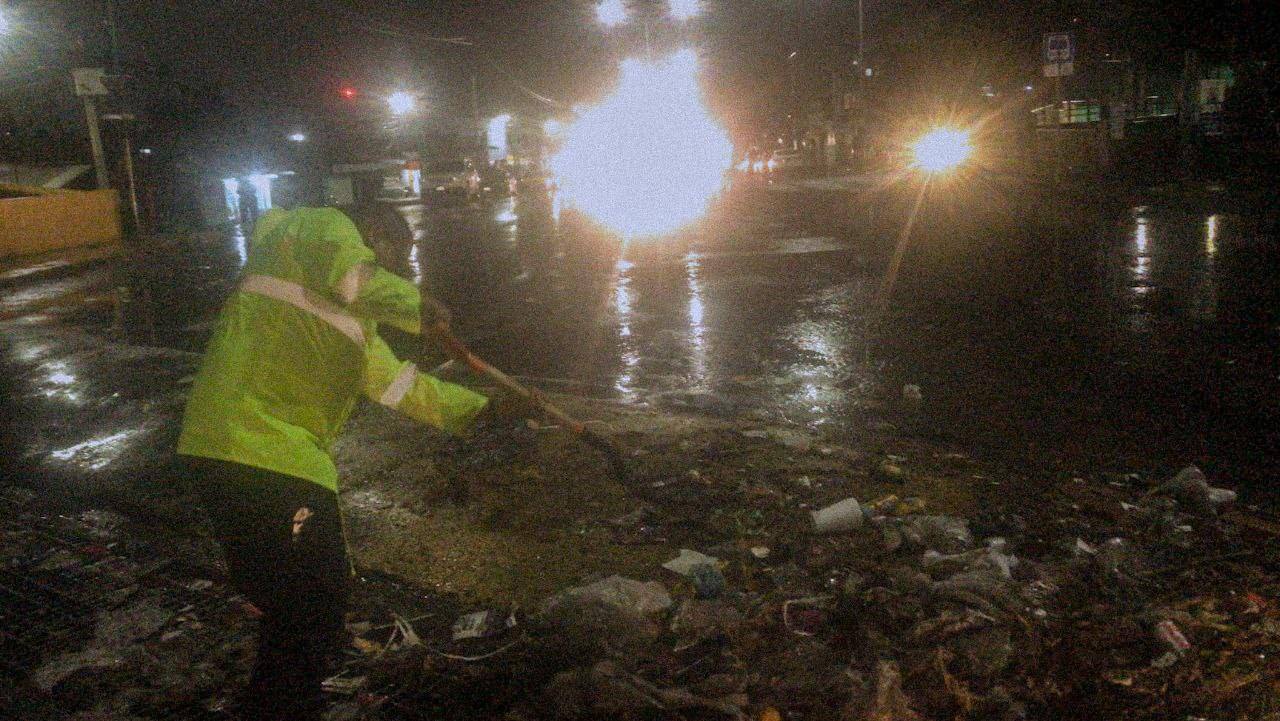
[596,0,627,27]
[669,0,700,21]
[287,132,307,143]
[910,128,973,174]
[387,91,415,116]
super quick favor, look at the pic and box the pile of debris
[0,487,257,720]
[328,464,1278,720]
[5,402,1277,721]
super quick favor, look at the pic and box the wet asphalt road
[401,180,1278,492]
[7,177,1280,497]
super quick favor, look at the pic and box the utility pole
[857,0,864,66]
[104,0,122,72]
[789,51,798,151]
[84,98,109,189]
[471,74,482,166]
[104,114,141,231]
[471,75,480,132]
[73,68,111,189]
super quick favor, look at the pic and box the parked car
[423,159,480,199]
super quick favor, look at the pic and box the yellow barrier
[0,184,122,259]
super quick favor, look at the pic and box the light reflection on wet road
[5,182,1276,483]
[397,185,1276,475]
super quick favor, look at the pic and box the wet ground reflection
[67,180,1277,483]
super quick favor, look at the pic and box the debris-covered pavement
[4,325,1279,720]
[330,417,1280,721]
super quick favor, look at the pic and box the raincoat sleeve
[364,335,489,435]
[341,265,423,335]
[312,209,421,334]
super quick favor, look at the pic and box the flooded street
[10,179,1275,499]
[401,182,1277,490]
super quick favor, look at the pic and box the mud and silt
[334,397,991,606]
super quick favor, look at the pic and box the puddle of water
[48,430,138,472]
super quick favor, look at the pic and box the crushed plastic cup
[811,497,864,534]
[1207,487,1237,506]
[1154,620,1191,654]
[662,549,720,576]
[451,610,514,641]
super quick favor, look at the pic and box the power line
[291,0,567,109]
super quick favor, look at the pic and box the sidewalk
[0,244,123,323]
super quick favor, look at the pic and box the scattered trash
[1207,487,1238,506]
[1151,651,1181,669]
[923,538,1017,580]
[1148,466,1237,515]
[670,599,745,643]
[868,660,923,721]
[609,504,656,528]
[690,563,727,599]
[1154,620,1192,654]
[897,515,973,554]
[1096,537,1144,579]
[782,596,833,637]
[384,613,423,652]
[5,403,1275,721]
[874,459,909,484]
[321,674,368,695]
[810,497,864,534]
[32,647,127,692]
[542,575,673,617]
[902,384,923,410]
[662,548,721,576]
[451,609,516,641]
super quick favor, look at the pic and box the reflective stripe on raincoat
[177,207,488,491]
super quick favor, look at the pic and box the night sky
[1,0,1276,162]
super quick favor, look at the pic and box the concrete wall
[0,184,122,259]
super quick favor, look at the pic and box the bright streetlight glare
[387,91,415,116]
[549,49,733,239]
[487,114,512,160]
[287,132,307,143]
[670,0,700,21]
[596,0,627,27]
[911,127,973,173]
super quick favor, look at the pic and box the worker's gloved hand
[475,389,541,428]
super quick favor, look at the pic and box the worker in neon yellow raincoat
[178,205,511,720]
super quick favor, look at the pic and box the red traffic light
[339,87,358,100]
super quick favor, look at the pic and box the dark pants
[189,458,350,720]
